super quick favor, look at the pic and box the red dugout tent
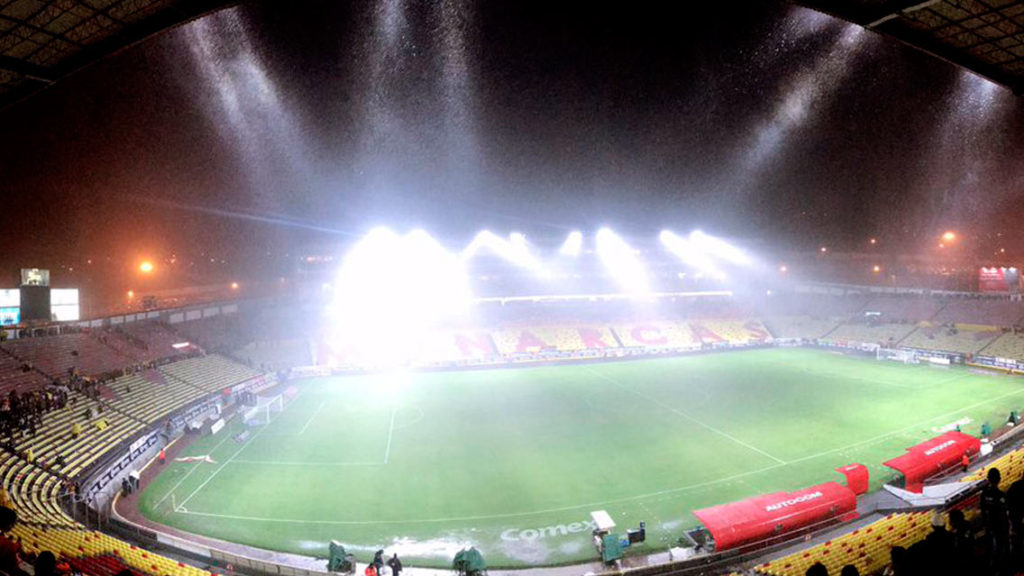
[883,431,980,493]
[692,481,858,551]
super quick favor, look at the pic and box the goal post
[244,394,284,426]
[876,348,918,364]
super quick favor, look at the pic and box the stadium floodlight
[659,230,724,279]
[689,230,752,266]
[331,228,472,367]
[596,228,649,295]
[461,230,545,273]
[559,231,583,257]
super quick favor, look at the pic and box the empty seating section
[12,526,211,576]
[901,324,1001,354]
[690,320,770,343]
[612,322,700,349]
[862,297,943,322]
[1,334,128,379]
[159,354,262,393]
[2,454,76,527]
[769,294,869,317]
[172,315,248,352]
[826,323,916,345]
[934,300,1024,326]
[978,332,1024,361]
[755,512,932,576]
[762,316,838,339]
[103,371,206,425]
[0,351,49,394]
[234,339,312,370]
[119,322,184,361]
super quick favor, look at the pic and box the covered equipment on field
[452,547,486,576]
[692,481,858,551]
[589,510,624,563]
[327,541,355,573]
[883,431,981,493]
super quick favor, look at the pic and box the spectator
[947,508,974,571]
[883,546,906,576]
[839,566,859,576]
[806,562,828,576]
[0,506,28,576]
[981,467,1010,570]
[34,551,58,576]
[1007,476,1024,561]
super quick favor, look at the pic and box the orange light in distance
[127,290,134,299]
[873,265,881,273]
[779,265,788,273]
[139,261,154,273]
[942,231,956,242]
[819,246,827,253]
[870,238,877,245]
[230,282,239,290]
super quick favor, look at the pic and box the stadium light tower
[139,261,154,274]
[560,231,583,257]
[689,230,751,266]
[596,228,649,295]
[659,230,724,279]
[461,230,546,273]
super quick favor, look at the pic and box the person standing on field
[387,554,402,576]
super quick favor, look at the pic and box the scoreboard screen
[0,307,18,326]
[20,269,50,286]
[0,290,18,307]
[51,289,80,321]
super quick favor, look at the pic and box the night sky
[1,0,1023,285]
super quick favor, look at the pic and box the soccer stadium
[2,2,1024,576]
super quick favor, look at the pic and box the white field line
[383,407,398,464]
[299,401,326,435]
[175,403,289,511]
[154,431,236,509]
[585,367,788,465]
[177,372,1024,526]
[231,459,383,466]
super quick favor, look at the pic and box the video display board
[20,269,49,286]
[0,290,18,307]
[50,289,80,321]
[0,307,18,326]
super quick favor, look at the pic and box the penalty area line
[585,367,787,465]
[154,430,236,509]
[299,401,325,435]
[383,407,397,464]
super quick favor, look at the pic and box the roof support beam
[0,56,55,83]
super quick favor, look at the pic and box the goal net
[877,348,918,364]
[244,394,284,426]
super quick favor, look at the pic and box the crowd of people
[802,466,1024,576]
[0,386,70,440]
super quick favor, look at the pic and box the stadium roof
[0,0,235,109]
[796,0,1024,94]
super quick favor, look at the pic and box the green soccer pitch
[137,348,1024,568]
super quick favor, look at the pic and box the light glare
[560,231,583,257]
[596,228,649,295]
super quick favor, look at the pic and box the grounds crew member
[158,448,166,464]
[961,451,970,473]
[387,554,402,576]
[372,550,384,575]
